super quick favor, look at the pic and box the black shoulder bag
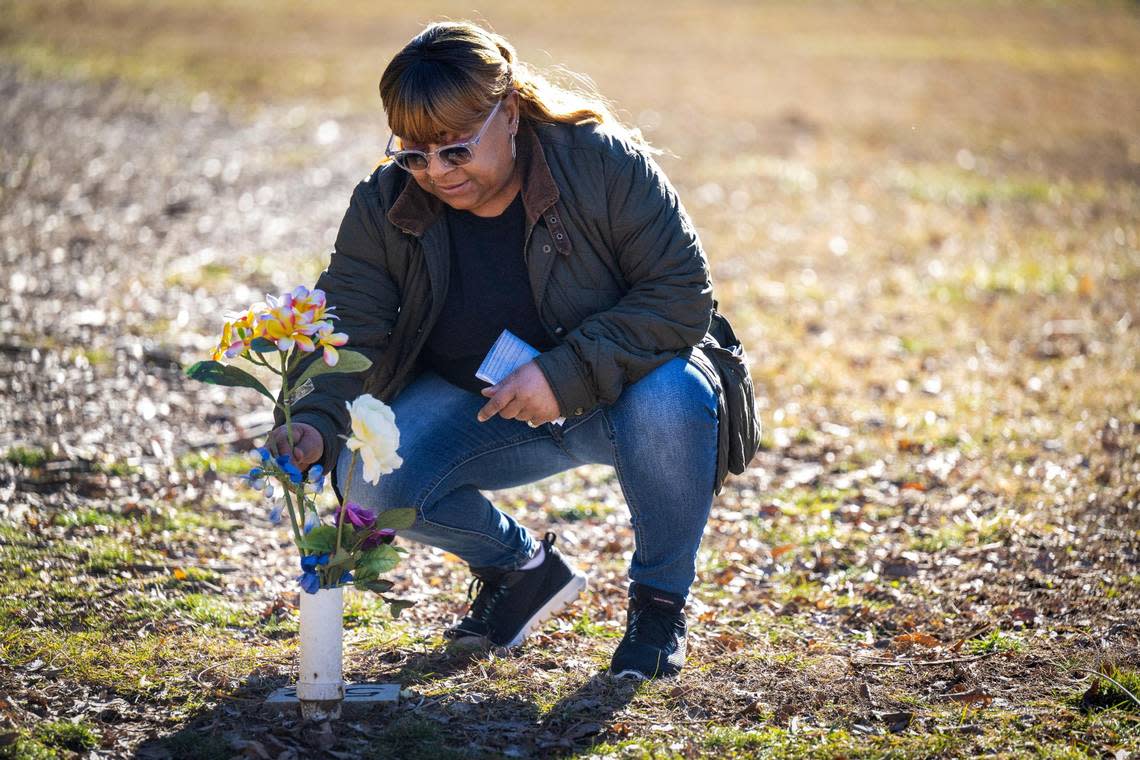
[689,301,762,494]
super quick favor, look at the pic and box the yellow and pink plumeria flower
[211,304,267,361]
[211,286,348,366]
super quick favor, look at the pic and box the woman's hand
[266,422,324,469]
[478,361,561,426]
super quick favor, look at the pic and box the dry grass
[1,0,1139,757]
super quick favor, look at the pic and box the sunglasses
[385,98,506,173]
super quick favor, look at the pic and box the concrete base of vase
[267,682,401,718]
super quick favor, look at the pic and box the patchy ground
[1,1,1139,758]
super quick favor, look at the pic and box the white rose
[344,394,403,485]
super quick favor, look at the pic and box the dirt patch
[2,3,1139,755]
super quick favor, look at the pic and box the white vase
[297,585,344,720]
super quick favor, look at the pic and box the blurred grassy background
[2,3,1139,756]
[3,0,1137,164]
[2,0,1137,483]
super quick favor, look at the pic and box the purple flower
[361,528,396,550]
[298,571,320,594]
[338,502,376,529]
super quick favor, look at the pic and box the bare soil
[1,2,1139,757]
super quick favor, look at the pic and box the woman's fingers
[264,423,323,468]
[295,426,323,467]
[478,365,558,426]
[266,427,283,456]
[498,395,528,421]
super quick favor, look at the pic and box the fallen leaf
[880,711,912,733]
[1010,607,1038,625]
[714,632,746,652]
[947,688,993,707]
[771,543,796,560]
[892,632,940,649]
[715,565,738,583]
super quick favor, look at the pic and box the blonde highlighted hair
[379,21,650,150]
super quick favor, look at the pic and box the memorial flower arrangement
[186,286,415,616]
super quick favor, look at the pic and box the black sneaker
[609,582,687,679]
[445,532,587,648]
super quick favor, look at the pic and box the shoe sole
[609,646,685,680]
[610,668,651,680]
[444,632,490,649]
[609,665,681,680]
[502,570,588,648]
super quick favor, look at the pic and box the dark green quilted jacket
[276,118,741,487]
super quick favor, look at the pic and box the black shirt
[421,193,555,393]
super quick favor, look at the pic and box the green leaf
[374,508,416,531]
[383,597,415,619]
[359,544,400,576]
[325,549,354,574]
[356,579,394,594]
[353,567,377,583]
[294,349,373,388]
[183,360,276,402]
[297,525,337,553]
[250,337,278,353]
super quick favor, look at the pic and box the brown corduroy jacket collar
[386,119,560,237]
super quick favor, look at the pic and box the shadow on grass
[129,671,291,760]
[129,660,640,759]
[362,670,640,759]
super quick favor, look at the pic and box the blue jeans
[334,355,718,598]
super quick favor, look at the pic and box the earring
[510,133,516,159]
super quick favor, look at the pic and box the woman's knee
[333,375,469,510]
[335,443,427,513]
[615,355,717,428]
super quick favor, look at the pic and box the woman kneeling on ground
[266,20,753,680]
